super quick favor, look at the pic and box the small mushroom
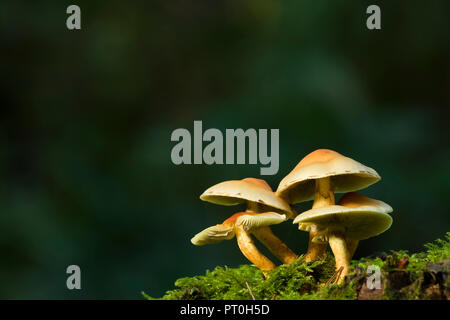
[191,211,287,271]
[293,192,393,283]
[199,178,297,264]
[276,149,380,261]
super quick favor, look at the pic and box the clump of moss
[144,232,450,300]
[151,264,264,300]
[253,254,336,299]
[144,255,338,300]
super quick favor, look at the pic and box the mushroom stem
[312,177,335,208]
[305,177,335,261]
[235,225,276,271]
[252,227,297,264]
[347,239,359,260]
[328,232,351,284]
[244,203,296,265]
[304,234,326,261]
[246,202,260,213]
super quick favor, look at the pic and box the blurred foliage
[0,1,449,298]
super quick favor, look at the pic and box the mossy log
[144,233,449,300]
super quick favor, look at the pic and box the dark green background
[1,1,449,299]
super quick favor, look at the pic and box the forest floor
[144,232,449,300]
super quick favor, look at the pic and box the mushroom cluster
[191,178,297,271]
[191,149,393,284]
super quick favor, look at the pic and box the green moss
[351,232,450,300]
[408,232,450,271]
[144,255,339,300]
[352,233,450,274]
[255,254,335,300]
[144,232,450,300]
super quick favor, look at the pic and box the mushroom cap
[236,212,287,231]
[200,177,295,217]
[190,211,286,245]
[276,149,381,204]
[191,224,235,246]
[293,192,393,241]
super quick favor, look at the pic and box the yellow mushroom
[276,149,381,261]
[293,192,393,283]
[191,211,288,271]
[198,177,297,264]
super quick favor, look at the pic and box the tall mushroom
[191,211,287,271]
[293,192,393,283]
[276,149,381,261]
[198,178,297,264]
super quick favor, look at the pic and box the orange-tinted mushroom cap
[201,178,295,218]
[277,149,380,204]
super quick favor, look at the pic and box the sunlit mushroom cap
[191,224,235,246]
[190,211,287,245]
[236,212,287,231]
[293,192,393,241]
[277,149,380,204]
[200,178,295,217]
